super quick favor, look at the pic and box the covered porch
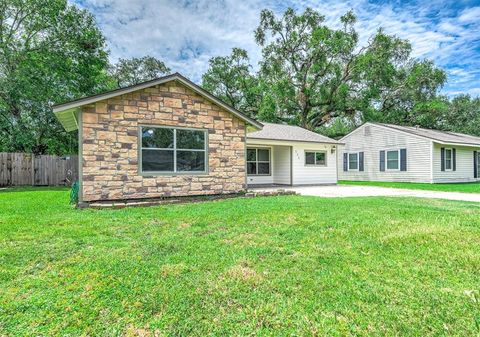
[246,144,292,187]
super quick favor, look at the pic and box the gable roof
[371,123,480,147]
[52,72,263,131]
[247,122,342,144]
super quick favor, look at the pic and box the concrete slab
[250,185,480,203]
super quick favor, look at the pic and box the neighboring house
[53,73,340,205]
[338,122,480,183]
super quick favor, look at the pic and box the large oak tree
[203,7,447,132]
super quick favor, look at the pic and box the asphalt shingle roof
[247,122,341,144]
[375,123,480,146]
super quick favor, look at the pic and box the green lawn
[340,180,480,194]
[1,188,480,336]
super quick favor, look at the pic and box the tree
[0,0,110,154]
[255,8,447,130]
[440,95,480,136]
[202,8,446,134]
[201,48,260,118]
[363,58,448,128]
[109,56,170,88]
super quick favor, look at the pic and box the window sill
[140,171,209,177]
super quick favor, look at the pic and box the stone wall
[80,81,246,202]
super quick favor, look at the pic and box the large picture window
[305,151,327,166]
[247,148,270,175]
[140,126,207,173]
[386,150,399,170]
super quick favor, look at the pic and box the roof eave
[54,108,79,132]
[247,136,343,145]
[52,73,263,130]
[432,140,480,148]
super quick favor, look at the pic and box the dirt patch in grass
[224,261,263,284]
[177,222,191,230]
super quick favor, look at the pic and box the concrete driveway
[250,185,480,203]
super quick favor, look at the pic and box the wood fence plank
[0,152,78,187]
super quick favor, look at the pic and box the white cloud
[458,6,480,23]
[71,0,479,97]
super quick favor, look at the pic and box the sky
[72,0,480,97]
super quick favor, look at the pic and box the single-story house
[53,73,341,205]
[338,122,480,183]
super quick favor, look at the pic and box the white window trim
[347,152,359,171]
[138,125,208,175]
[247,147,271,176]
[305,150,327,167]
[385,149,400,171]
[444,148,453,171]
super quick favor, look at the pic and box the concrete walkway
[250,185,480,203]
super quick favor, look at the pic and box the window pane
[445,160,452,170]
[142,127,174,149]
[142,149,174,172]
[349,153,358,169]
[247,162,257,175]
[305,152,315,165]
[176,129,205,149]
[176,150,205,172]
[316,152,326,165]
[445,149,452,160]
[247,149,256,162]
[387,151,398,161]
[258,149,269,161]
[387,160,398,170]
[258,163,270,175]
[387,150,399,170]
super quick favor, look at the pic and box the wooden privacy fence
[0,153,78,187]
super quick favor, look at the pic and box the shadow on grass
[0,186,70,193]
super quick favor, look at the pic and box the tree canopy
[109,56,170,88]
[202,7,453,134]
[0,0,110,154]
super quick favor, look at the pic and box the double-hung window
[386,150,399,170]
[348,153,359,170]
[305,151,327,166]
[444,148,453,171]
[140,126,207,174]
[247,148,270,175]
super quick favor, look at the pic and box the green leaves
[201,48,260,118]
[109,56,171,88]
[0,0,110,154]
[203,7,450,135]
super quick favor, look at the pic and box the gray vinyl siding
[273,145,291,185]
[432,143,480,183]
[291,143,337,185]
[247,139,337,185]
[338,124,432,182]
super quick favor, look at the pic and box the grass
[1,188,480,336]
[340,180,480,194]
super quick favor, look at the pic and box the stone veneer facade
[80,81,247,202]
